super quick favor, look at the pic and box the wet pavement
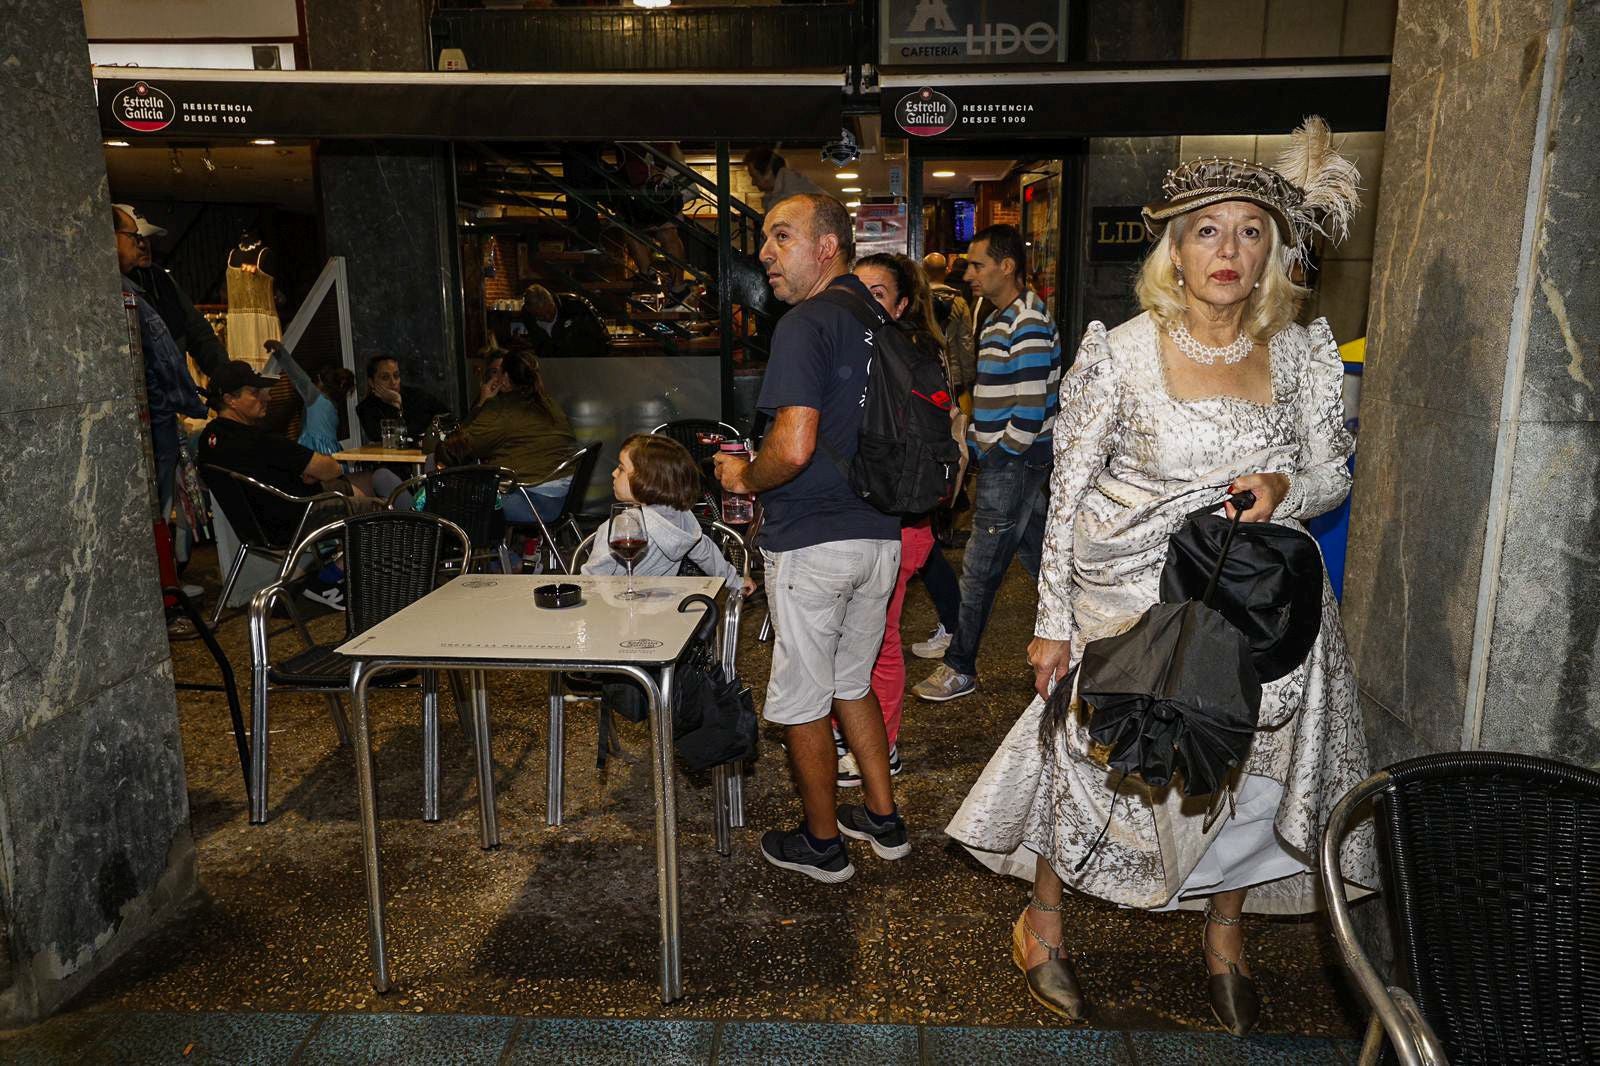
[56,547,1362,1044]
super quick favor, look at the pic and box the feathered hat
[1142,116,1361,270]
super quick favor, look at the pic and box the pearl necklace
[1169,322,1253,365]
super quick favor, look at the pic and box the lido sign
[880,0,1068,65]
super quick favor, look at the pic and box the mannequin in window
[225,228,283,369]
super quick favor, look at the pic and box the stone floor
[50,546,1363,1044]
[2,1010,1362,1064]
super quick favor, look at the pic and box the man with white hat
[113,202,228,379]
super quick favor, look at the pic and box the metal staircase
[456,142,777,367]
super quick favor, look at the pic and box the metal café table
[337,574,726,1003]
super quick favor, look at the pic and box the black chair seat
[269,645,417,688]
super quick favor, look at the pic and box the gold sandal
[1010,896,1089,1023]
[1204,904,1260,1036]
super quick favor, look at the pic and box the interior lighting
[251,138,277,146]
[846,200,861,208]
[632,0,670,7]
[931,170,957,178]
[841,186,862,193]
[104,139,131,148]
[834,172,858,180]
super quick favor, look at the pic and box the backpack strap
[810,286,891,483]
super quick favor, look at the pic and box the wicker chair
[554,521,750,854]
[201,464,353,628]
[247,511,475,827]
[385,465,513,573]
[649,419,744,465]
[1321,751,1600,1066]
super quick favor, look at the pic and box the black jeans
[944,448,1052,677]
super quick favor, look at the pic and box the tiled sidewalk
[2,1010,1360,1064]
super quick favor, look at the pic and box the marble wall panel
[1,0,97,101]
[1309,258,1372,342]
[1516,6,1600,424]
[1360,41,1544,422]
[1086,0,1186,61]
[1478,419,1600,765]
[0,401,168,744]
[1390,0,1551,91]
[305,0,430,72]
[1343,0,1400,55]
[1343,395,1497,753]
[1184,0,1269,58]
[1075,138,1180,341]
[319,144,462,414]
[1264,0,1346,56]
[0,87,139,416]
[0,665,190,968]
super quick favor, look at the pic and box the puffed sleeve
[1275,318,1354,522]
[1035,322,1123,641]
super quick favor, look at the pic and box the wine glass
[609,503,649,600]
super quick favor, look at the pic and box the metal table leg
[350,661,390,992]
[640,664,682,1003]
[547,672,565,826]
[471,669,500,848]
[421,670,440,822]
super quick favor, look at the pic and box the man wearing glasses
[116,204,209,520]
[115,202,228,380]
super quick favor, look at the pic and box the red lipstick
[1210,270,1240,283]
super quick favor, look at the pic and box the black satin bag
[1159,496,1326,684]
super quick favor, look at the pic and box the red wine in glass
[610,537,647,564]
[609,503,648,599]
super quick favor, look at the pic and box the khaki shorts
[761,538,901,726]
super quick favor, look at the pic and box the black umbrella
[1042,490,1265,804]
[1160,501,1325,683]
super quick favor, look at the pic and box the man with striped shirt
[914,224,1061,702]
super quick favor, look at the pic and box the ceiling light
[251,138,277,146]
[841,186,862,193]
[104,139,130,148]
[931,170,957,178]
[834,172,858,181]
[632,0,670,7]
[846,200,861,208]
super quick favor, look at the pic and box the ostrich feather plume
[1275,116,1361,248]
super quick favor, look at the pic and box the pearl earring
[1253,281,1260,289]
[1177,273,1185,288]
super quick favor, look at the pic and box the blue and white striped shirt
[968,289,1062,456]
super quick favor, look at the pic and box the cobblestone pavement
[65,546,1362,1042]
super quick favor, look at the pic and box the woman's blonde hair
[1133,210,1308,342]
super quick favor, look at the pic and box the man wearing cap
[195,361,351,545]
[116,204,210,520]
[114,203,228,378]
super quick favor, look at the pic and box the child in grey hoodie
[582,433,751,594]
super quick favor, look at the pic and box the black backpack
[815,287,962,517]
[931,287,957,329]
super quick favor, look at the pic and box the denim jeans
[943,448,1051,677]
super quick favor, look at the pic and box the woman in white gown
[945,119,1377,1035]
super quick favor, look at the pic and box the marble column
[307,0,465,416]
[1344,0,1600,767]
[0,0,196,1023]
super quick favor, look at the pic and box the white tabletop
[337,575,725,666]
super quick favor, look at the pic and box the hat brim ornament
[1142,116,1361,272]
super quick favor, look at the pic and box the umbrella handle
[1200,496,1252,606]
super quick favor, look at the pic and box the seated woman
[441,347,578,524]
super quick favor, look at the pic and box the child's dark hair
[317,366,355,400]
[622,433,701,512]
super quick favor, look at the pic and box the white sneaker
[911,624,952,659]
[837,752,862,787]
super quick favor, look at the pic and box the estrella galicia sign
[113,81,175,133]
[895,87,957,138]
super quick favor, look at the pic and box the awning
[94,67,844,141]
[881,63,1392,140]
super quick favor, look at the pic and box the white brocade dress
[945,312,1377,914]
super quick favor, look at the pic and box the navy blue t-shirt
[756,274,901,551]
